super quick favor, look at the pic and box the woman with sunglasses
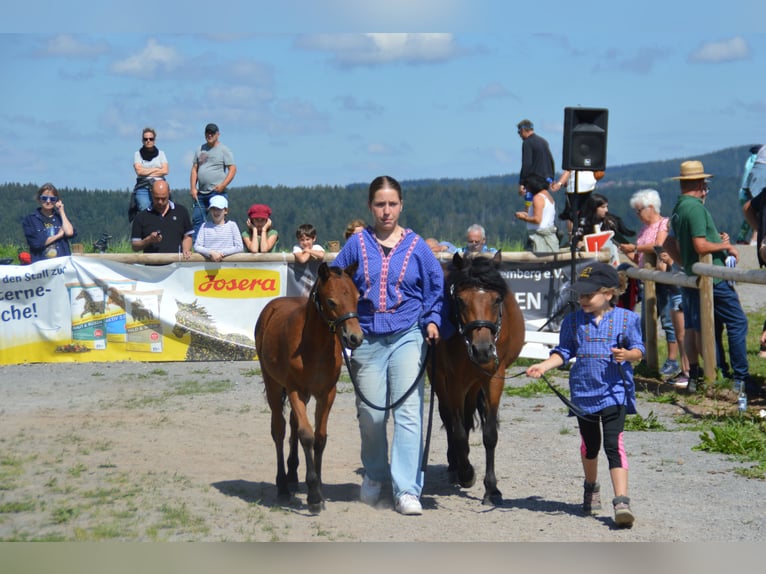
[22,183,77,262]
[130,127,169,220]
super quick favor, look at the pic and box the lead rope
[341,342,431,412]
[421,344,436,472]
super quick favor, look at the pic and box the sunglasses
[143,137,155,142]
[40,195,58,203]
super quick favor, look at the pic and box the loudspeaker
[562,107,608,171]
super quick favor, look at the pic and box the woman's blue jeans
[349,324,426,499]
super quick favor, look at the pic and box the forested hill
[0,145,754,252]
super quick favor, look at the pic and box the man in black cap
[517,118,555,198]
[190,122,237,237]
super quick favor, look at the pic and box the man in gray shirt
[190,123,237,236]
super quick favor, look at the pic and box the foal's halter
[450,283,503,367]
[310,281,359,333]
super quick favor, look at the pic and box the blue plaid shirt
[552,306,644,415]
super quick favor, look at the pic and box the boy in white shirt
[292,223,325,264]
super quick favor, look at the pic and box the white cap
[208,195,228,210]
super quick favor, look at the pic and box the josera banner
[0,256,593,365]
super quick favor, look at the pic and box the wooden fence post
[698,254,716,384]
[642,269,658,372]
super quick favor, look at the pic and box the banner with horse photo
[0,257,286,365]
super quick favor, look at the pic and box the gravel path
[1,360,764,542]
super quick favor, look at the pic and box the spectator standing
[618,189,688,383]
[735,145,761,244]
[517,119,555,199]
[515,185,559,252]
[576,193,634,266]
[743,145,766,243]
[457,224,497,255]
[292,223,325,263]
[662,160,756,398]
[243,204,279,253]
[22,183,77,262]
[131,180,193,259]
[333,175,443,516]
[130,127,168,220]
[189,123,236,237]
[552,169,604,240]
[193,195,243,262]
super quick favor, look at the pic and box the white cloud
[111,38,182,77]
[689,36,750,63]
[37,34,108,58]
[464,82,515,111]
[295,33,460,67]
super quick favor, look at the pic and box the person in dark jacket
[22,183,77,262]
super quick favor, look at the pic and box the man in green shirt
[663,160,755,398]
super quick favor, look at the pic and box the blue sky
[2,2,766,191]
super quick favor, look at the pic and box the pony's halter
[450,284,503,366]
[311,282,359,333]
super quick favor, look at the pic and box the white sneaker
[394,493,422,515]
[360,475,382,506]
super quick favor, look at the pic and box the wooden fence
[623,254,766,383]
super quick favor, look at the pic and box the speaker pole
[568,171,579,314]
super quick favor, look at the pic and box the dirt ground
[1,357,764,542]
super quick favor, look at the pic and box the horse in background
[430,251,525,505]
[255,262,363,514]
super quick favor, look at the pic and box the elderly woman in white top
[515,186,559,252]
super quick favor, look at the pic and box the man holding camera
[131,180,193,259]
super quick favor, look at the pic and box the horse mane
[449,255,508,298]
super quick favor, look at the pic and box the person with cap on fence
[662,160,758,400]
[190,122,237,238]
[193,195,243,262]
[243,203,279,253]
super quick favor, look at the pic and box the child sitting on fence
[292,223,325,264]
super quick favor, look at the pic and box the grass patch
[625,410,667,431]
[694,417,766,479]
[504,378,555,398]
[51,505,80,524]
[171,379,234,396]
[0,455,24,490]
[0,500,37,513]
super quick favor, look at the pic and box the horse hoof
[459,470,476,489]
[307,500,325,514]
[482,491,503,506]
[277,492,291,505]
[447,470,460,484]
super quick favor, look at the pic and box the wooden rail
[623,255,766,383]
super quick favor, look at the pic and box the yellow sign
[193,268,280,299]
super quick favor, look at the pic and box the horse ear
[452,252,463,267]
[318,262,330,281]
[492,250,502,265]
[344,262,358,277]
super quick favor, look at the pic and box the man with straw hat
[663,160,758,399]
